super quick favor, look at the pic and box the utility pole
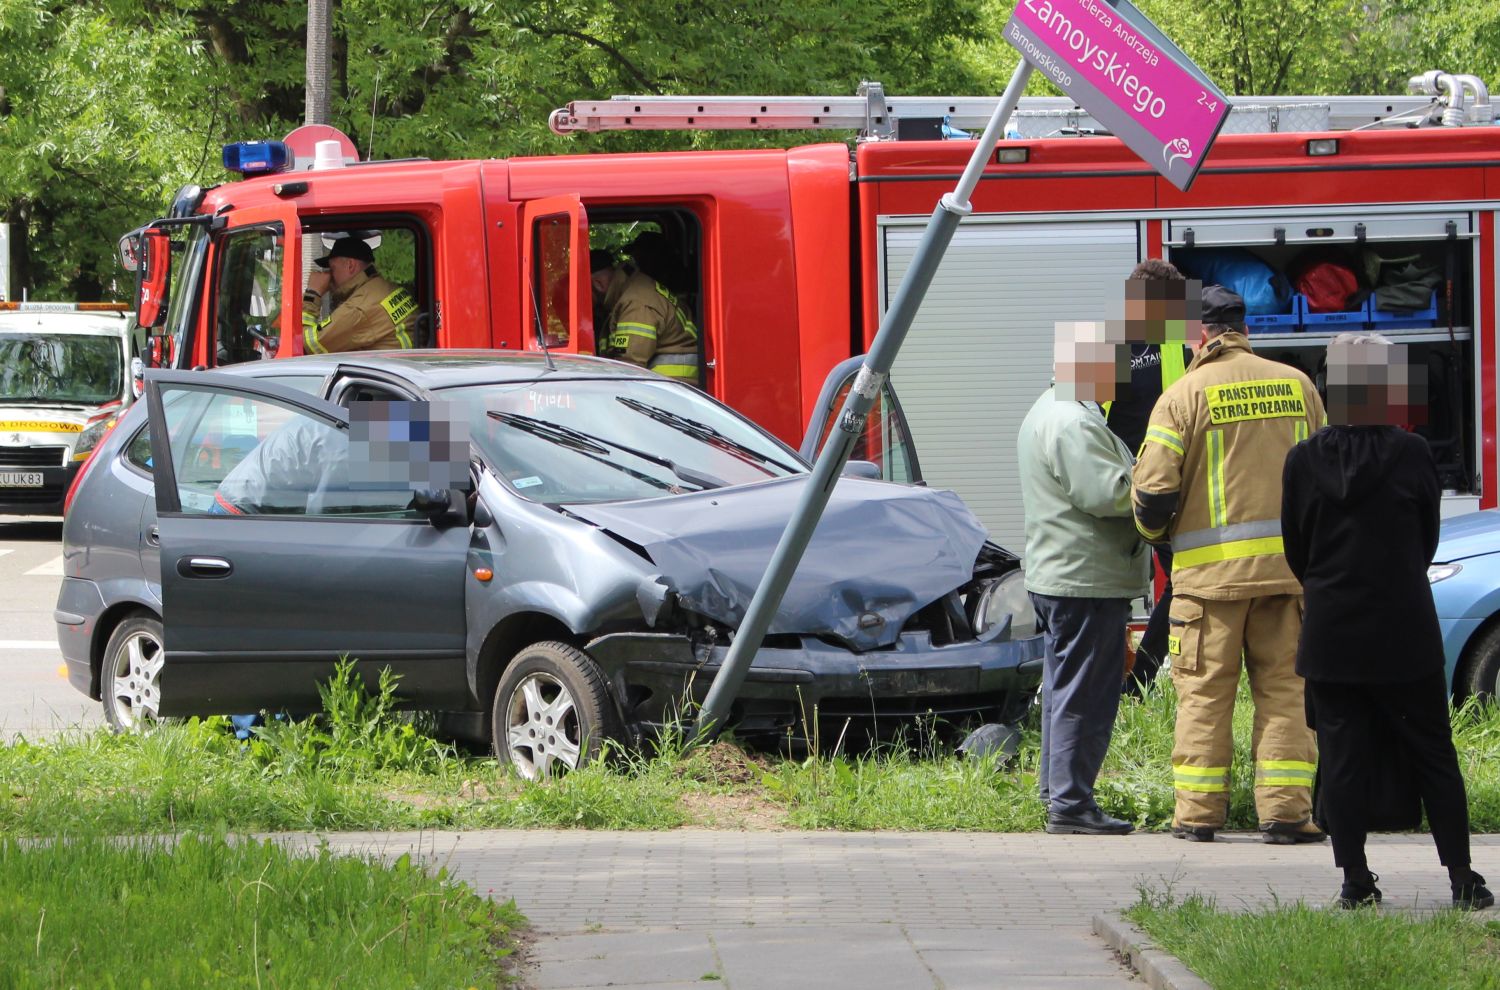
[305,0,332,125]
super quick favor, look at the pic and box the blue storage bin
[1298,293,1368,329]
[1245,295,1301,333]
[1368,291,1438,329]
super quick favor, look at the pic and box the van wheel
[1461,623,1500,700]
[101,614,165,733]
[492,642,619,780]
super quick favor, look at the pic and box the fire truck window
[533,214,572,347]
[214,226,284,366]
[304,226,430,347]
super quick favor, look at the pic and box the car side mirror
[410,488,459,525]
[841,460,881,480]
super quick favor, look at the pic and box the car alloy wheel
[492,641,620,780]
[101,614,165,732]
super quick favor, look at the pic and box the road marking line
[0,641,59,649]
[24,555,64,576]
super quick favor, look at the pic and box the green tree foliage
[1,0,1497,299]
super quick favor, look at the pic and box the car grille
[0,446,67,468]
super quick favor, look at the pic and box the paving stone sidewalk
[289,830,1500,989]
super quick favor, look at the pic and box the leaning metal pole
[691,60,1035,745]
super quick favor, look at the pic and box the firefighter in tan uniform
[590,252,700,382]
[302,238,417,354]
[1132,286,1327,845]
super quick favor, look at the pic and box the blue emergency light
[222,140,292,176]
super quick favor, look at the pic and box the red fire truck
[125,74,1500,549]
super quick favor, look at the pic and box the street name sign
[1005,0,1230,190]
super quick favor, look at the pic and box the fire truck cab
[126,73,1500,549]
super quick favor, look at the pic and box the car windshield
[440,378,804,503]
[0,333,123,405]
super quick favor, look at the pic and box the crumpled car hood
[563,476,987,651]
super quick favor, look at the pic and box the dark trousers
[1127,546,1173,693]
[1305,671,1471,872]
[1031,593,1129,817]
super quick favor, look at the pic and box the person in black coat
[1281,332,1491,910]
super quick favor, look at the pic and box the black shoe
[1337,873,1382,909]
[1453,871,1495,910]
[1046,808,1134,835]
[1261,820,1327,845]
[1172,823,1216,842]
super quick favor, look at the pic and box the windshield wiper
[488,411,725,492]
[615,397,800,474]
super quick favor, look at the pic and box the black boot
[1336,871,1381,909]
[1452,871,1495,911]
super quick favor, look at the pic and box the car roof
[0,311,134,336]
[218,349,663,389]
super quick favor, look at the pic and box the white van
[0,304,138,516]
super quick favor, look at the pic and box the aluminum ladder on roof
[548,81,1456,139]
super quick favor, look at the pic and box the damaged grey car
[57,352,1043,777]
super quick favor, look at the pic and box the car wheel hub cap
[111,631,162,731]
[506,673,581,778]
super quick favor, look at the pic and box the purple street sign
[1005,0,1230,191]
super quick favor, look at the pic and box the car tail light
[64,410,123,516]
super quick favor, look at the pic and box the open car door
[800,356,923,483]
[143,369,471,716]
[521,194,593,356]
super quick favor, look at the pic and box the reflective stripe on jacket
[601,269,698,375]
[302,270,417,354]
[1131,333,1325,599]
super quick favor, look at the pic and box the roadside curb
[1093,912,1212,990]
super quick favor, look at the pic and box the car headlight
[973,569,1038,639]
[1428,562,1463,585]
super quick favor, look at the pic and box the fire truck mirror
[136,228,172,329]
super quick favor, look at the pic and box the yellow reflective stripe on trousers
[1173,764,1230,793]
[1174,536,1285,571]
[1206,429,1226,527]
[1145,425,1184,456]
[1256,760,1315,788]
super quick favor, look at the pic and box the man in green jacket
[1018,319,1150,835]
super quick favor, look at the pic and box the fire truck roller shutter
[880,218,1139,553]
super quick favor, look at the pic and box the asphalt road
[0,514,104,740]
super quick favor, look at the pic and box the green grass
[0,832,525,990]
[1126,887,1500,990]
[7,662,1500,834]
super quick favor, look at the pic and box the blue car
[1431,509,1500,697]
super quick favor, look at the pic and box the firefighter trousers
[1168,593,1316,829]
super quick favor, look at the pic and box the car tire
[492,641,621,780]
[1460,621,1500,700]
[101,614,166,733]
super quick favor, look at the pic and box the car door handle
[176,556,233,579]
[146,526,160,547]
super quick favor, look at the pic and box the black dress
[1281,426,1471,870]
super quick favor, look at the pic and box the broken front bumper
[587,629,1044,746]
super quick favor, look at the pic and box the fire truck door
[521,195,593,356]
[206,205,303,367]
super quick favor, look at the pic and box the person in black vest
[1106,259,1197,694]
[1281,332,1491,910]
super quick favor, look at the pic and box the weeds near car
[1126,884,1500,989]
[7,665,1500,834]
[0,832,524,989]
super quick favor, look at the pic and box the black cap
[1201,284,1246,327]
[589,249,615,274]
[314,238,375,269]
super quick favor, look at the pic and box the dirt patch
[679,788,788,830]
[676,741,776,786]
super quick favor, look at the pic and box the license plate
[0,472,44,487]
